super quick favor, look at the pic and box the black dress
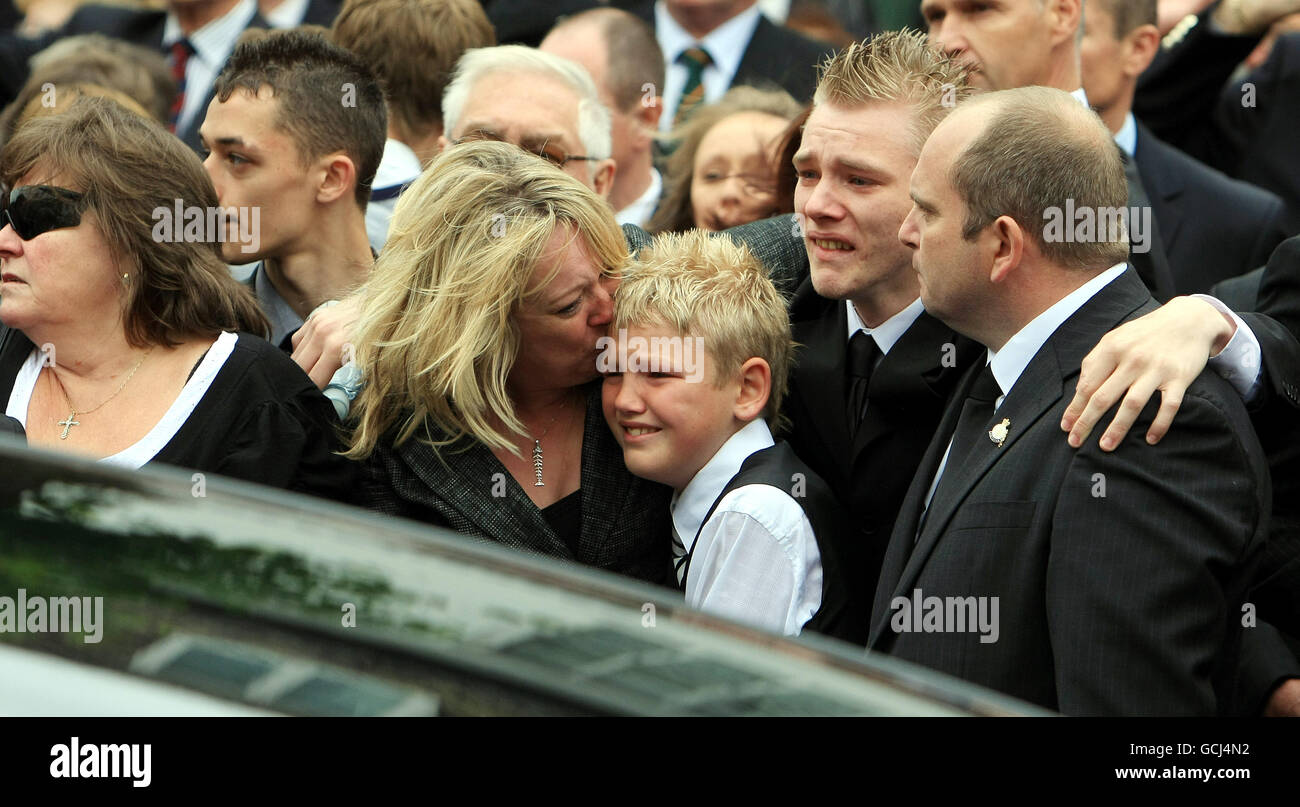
[0,327,356,502]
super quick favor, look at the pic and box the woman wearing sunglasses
[0,96,354,498]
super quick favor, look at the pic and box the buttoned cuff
[1194,294,1262,402]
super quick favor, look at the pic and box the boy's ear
[733,357,771,422]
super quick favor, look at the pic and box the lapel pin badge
[988,418,1010,447]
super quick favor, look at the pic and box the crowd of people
[1,0,1298,717]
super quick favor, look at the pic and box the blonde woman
[347,140,670,584]
[649,85,802,234]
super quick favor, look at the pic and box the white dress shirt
[615,168,663,227]
[162,0,258,136]
[671,419,823,636]
[845,296,926,355]
[366,138,423,253]
[655,0,763,131]
[265,0,310,28]
[1115,111,1138,158]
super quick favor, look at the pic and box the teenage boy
[601,230,865,641]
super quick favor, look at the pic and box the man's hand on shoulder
[1061,296,1238,451]
[291,294,362,389]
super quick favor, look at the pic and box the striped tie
[673,46,713,128]
[168,39,193,134]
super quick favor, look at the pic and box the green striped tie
[673,46,714,128]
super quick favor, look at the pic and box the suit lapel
[791,298,853,473]
[868,356,979,645]
[1122,148,1176,301]
[733,16,775,89]
[890,353,1065,605]
[1134,123,1186,252]
[870,268,1157,641]
[851,311,962,458]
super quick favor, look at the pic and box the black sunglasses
[1,185,87,241]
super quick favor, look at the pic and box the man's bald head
[941,85,1128,270]
[900,85,1129,347]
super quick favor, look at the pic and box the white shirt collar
[163,0,256,60]
[654,0,761,82]
[987,263,1128,402]
[615,168,663,227]
[1070,86,1089,108]
[266,0,310,28]
[372,138,423,191]
[1115,111,1138,157]
[670,418,775,547]
[845,296,926,355]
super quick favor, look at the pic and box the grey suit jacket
[868,268,1271,715]
[623,215,808,296]
[358,382,672,586]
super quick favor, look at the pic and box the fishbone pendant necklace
[530,394,581,487]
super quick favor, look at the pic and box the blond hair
[612,230,793,424]
[814,28,972,154]
[345,140,628,460]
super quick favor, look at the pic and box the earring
[121,273,129,284]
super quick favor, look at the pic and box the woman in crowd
[0,96,353,498]
[649,85,802,234]
[346,140,670,584]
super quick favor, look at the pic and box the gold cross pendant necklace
[50,348,153,439]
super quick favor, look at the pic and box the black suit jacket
[783,285,979,637]
[619,1,834,103]
[0,4,268,153]
[868,268,1271,715]
[299,0,343,27]
[1134,121,1290,295]
[1135,5,1300,223]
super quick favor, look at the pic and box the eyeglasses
[1,185,87,240]
[454,131,600,170]
[697,170,777,200]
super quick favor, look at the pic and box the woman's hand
[291,295,362,389]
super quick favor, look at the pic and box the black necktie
[916,363,1001,541]
[938,363,1001,491]
[846,330,880,439]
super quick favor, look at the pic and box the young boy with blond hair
[600,230,862,640]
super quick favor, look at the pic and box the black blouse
[0,328,356,502]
